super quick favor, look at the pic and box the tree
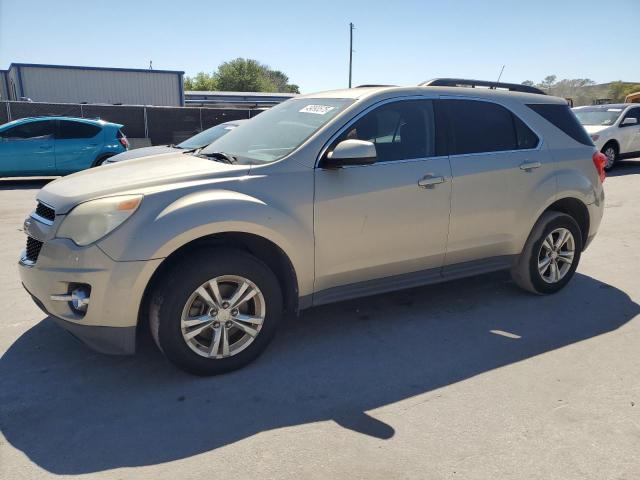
[184,72,216,91]
[521,80,535,86]
[540,75,557,91]
[184,58,300,93]
[609,81,640,102]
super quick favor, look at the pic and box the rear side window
[57,121,101,140]
[527,103,593,146]
[513,115,539,149]
[0,120,54,140]
[442,99,517,155]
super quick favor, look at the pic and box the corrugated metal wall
[0,71,8,100]
[18,67,182,106]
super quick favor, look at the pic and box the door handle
[418,175,446,188]
[519,161,541,171]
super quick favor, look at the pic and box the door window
[443,99,520,155]
[57,121,101,139]
[334,100,436,162]
[622,108,640,125]
[0,120,54,140]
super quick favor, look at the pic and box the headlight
[56,195,142,246]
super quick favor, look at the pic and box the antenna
[348,22,355,88]
[496,65,505,84]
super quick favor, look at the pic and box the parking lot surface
[1,162,640,480]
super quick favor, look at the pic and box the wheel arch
[601,139,620,153]
[139,231,300,329]
[541,197,590,250]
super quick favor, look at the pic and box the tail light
[592,151,606,183]
[117,131,129,149]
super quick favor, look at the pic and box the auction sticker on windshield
[299,104,336,115]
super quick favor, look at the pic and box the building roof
[7,62,184,75]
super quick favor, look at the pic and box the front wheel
[149,249,283,375]
[511,212,582,295]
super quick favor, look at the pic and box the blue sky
[1,0,638,93]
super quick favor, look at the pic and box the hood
[105,145,181,163]
[583,125,611,135]
[38,153,250,214]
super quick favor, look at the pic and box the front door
[620,107,640,154]
[0,120,55,176]
[313,98,452,302]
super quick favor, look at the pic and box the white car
[573,104,640,170]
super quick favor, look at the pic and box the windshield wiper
[199,151,238,164]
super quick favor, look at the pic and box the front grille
[35,202,55,222]
[25,236,43,263]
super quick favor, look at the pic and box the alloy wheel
[537,228,575,284]
[180,275,266,359]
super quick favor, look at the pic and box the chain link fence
[0,101,259,145]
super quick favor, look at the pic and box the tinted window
[623,108,640,123]
[57,121,101,140]
[513,115,539,149]
[444,100,516,155]
[527,103,593,146]
[335,100,435,162]
[0,120,54,140]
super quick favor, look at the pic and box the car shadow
[0,178,56,190]
[1,271,638,474]
[608,159,640,177]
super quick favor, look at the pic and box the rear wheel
[149,249,283,375]
[511,212,582,295]
[93,155,113,167]
[601,142,618,171]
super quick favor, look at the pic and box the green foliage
[521,80,535,87]
[609,81,640,102]
[184,58,299,93]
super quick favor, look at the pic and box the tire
[93,155,113,167]
[511,211,582,295]
[601,142,618,171]
[149,248,283,375]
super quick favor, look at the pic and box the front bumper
[19,228,162,355]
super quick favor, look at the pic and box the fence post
[143,106,149,139]
[199,108,203,132]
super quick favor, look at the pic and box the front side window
[444,99,517,155]
[333,99,436,162]
[0,120,54,140]
[622,108,640,124]
[201,98,353,163]
[57,121,101,140]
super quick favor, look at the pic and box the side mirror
[621,117,638,126]
[322,139,376,168]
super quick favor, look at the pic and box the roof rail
[354,84,397,88]
[420,78,546,95]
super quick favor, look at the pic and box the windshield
[178,122,240,149]
[200,98,354,163]
[573,108,624,126]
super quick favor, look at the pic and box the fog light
[70,288,90,313]
[51,285,91,315]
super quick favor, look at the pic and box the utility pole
[348,22,354,88]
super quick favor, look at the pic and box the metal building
[2,63,185,106]
[185,90,296,108]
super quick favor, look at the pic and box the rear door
[54,120,103,174]
[619,107,640,154]
[440,98,553,271]
[0,120,55,175]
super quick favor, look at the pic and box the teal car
[0,117,128,177]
